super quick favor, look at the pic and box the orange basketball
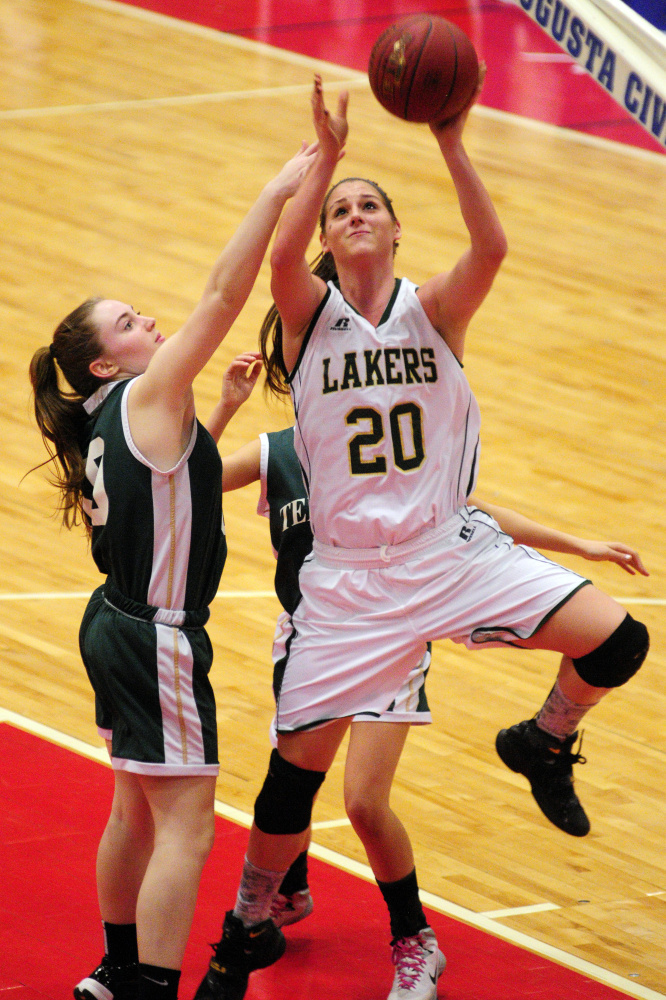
[369,14,479,124]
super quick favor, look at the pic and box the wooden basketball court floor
[0,0,664,995]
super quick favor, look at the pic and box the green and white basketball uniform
[78,378,225,775]
[258,426,432,738]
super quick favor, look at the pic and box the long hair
[260,178,397,398]
[28,297,109,532]
[260,251,337,398]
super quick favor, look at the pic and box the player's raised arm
[206,353,262,444]
[133,142,318,415]
[270,75,348,371]
[417,66,507,362]
[204,354,263,491]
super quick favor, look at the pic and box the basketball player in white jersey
[194,76,649,1000]
[207,386,647,961]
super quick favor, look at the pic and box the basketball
[368,14,479,124]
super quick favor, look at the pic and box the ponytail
[28,297,108,532]
[259,251,339,398]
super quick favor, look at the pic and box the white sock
[234,856,288,927]
[535,680,591,741]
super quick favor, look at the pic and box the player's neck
[337,262,396,328]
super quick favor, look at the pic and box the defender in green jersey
[29,142,318,1000]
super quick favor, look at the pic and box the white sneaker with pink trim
[269,888,314,929]
[387,927,446,999]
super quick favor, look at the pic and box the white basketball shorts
[269,628,432,746]
[273,506,589,733]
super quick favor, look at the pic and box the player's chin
[344,243,379,263]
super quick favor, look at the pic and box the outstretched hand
[578,540,649,576]
[311,73,348,160]
[205,352,263,443]
[429,61,486,143]
[273,140,320,198]
[220,352,263,412]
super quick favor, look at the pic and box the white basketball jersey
[288,278,481,548]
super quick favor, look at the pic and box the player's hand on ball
[430,61,486,140]
[311,74,348,161]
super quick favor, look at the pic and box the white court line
[472,101,666,162]
[0,590,277,600]
[0,79,369,121]
[519,51,598,77]
[521,51,575,61]
[0,707,111,763]
[66,0,665,166]
[481,902,560,917]
[0,706,663,1000]
[0,589,662,604]
[75,0,369,76]
[614,597,666,605]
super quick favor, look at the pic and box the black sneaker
[73,957,139,1000]
[496,719,590,836]
[193,910,286,1000]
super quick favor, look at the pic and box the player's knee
[156,808,215,864]
[253,749,326,835]
[189,813,216,861]
[573,613,649,688]
[345,792,387,839]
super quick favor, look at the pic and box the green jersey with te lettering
[258,426,312,615]
[80,377,226,612]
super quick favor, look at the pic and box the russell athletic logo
[331,316,351,331]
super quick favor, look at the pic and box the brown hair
[29,297,109,532]
[318,176,398,231]
[260,178,398,398]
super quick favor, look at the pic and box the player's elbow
[206,286,242,327]
[486,227,508,263]
[478,235,508,278]
[470,226,507,273]
[270,236,299,274]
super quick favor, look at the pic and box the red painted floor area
[1,722,636,999]
[120,0,664,153]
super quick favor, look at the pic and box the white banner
[514,0,666,150]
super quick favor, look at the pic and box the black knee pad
[254,749,326,835]
[573,613,649,688]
